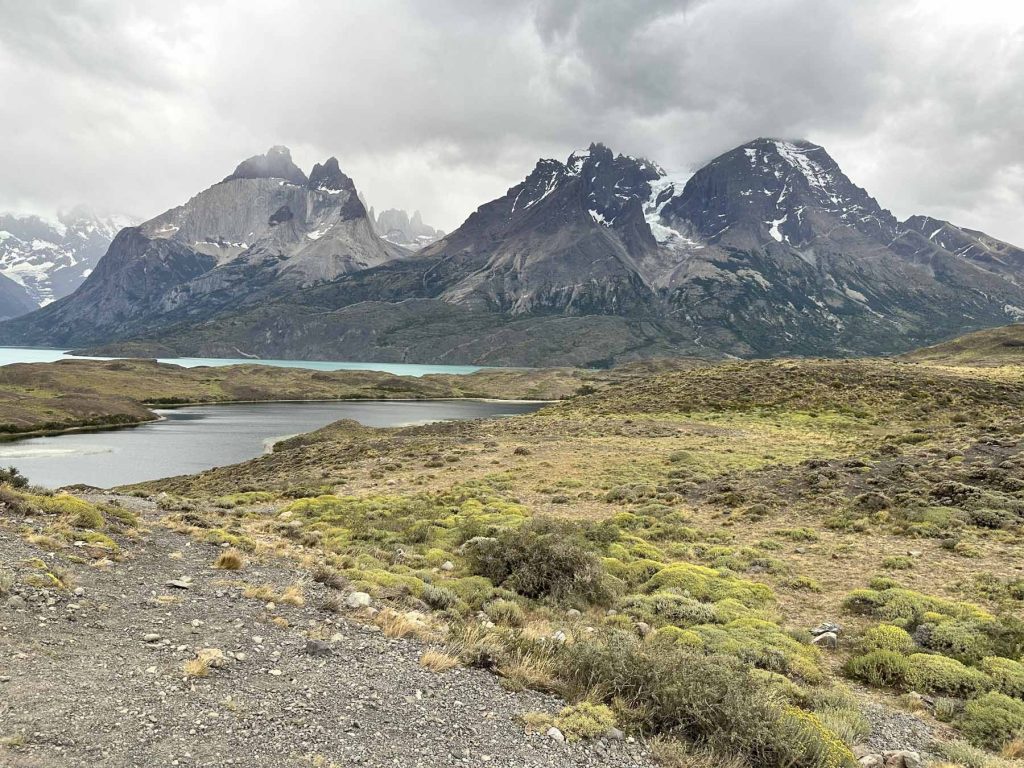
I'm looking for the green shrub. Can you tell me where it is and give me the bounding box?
[553,702,615,740]
[643,562,774,608]
[959,692,1024,750]
[922,620,993,664]
[858,624,915,654]
[905,653,991,696]
[619,592,717,628]
[421,583,459,610]
[0,465,29,488]
[484,598,525,627]
[843,650,909,688]
[881,556,914,570]
[980,656,1024,698]
[558,633,854,768]
[463,518,611,605]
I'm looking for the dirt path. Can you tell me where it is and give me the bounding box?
[0,495,652,768]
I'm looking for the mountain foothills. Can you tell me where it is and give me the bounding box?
[0,207,134,316]
[3,140,1024,365]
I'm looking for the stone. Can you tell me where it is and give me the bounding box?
[440,561,455,572]
[143,633,162,643]
[606,727,624,741]
[811,631,838,649]
[859,755,884,768]
[165,577,193,590]
[811,622,841,636]
[550,630,567,644]
[346,592,372,609]
[73,587,85,597]
[635,622,652,637]
[546,726,565,743]
[304,640,331,657]
[566,608,582,618]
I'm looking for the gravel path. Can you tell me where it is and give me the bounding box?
[0,495,653,768]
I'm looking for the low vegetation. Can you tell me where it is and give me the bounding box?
[7,353,1024,766]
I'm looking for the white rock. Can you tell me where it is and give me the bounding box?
[346,592,372,609]
[546,726,565,743]
[440,561,455,572]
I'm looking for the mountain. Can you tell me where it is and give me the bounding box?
[0,272,36,319]
[0,207,136,308]
[371,208,444,250]
[4,139,1024,366]
[0,147,406,347]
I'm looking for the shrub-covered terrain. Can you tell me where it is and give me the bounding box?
[6,355,1024,766]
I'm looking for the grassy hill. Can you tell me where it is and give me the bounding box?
[902,323,1024,366]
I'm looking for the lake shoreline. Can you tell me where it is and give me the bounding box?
[0,395,557,443]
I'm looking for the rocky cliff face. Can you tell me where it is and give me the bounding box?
[4,140,1024,365]
[0,207,136,308]
[0,148,406,346]
[373,208,443,250]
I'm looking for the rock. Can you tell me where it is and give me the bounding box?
[6,595,26,610]
[566,608,582,618]
[883,750,921,768]
[546,726,565,743]
[268,669,282,676]
[304,640,332,657]
[606,727,624,741]
[165,577,193,589]
[73,587,85,597]
[346,592,372,609]
[811,622,841,636]
[635,622,652,637]
[859,755,884,768]
[550,630,567,644]
[440,561,455,572]
[811,631,839,649]
[143,633,162,643]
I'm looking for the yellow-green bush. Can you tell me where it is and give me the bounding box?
[553,702,615,740]
[980,656,1024,698]
[843,650,910,688]
[642,563,774,608]
[959,691,1024,750]
[857,624,915,654]
[691,618,823,683]
[905,653,991,697]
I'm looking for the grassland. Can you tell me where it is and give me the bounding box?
[0,357,701,436]
[4,352,1024,767]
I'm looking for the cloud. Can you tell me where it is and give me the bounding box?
[0,0,1021,243]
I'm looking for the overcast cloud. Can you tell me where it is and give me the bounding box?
[0,0,1022,242]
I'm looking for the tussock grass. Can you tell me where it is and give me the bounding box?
[213,549,245,570]
[420,649,459,672]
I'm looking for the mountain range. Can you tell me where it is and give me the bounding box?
[2,140,1023,366]
[369,207,444,250]
[0,207,135,317]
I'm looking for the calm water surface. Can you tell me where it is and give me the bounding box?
[0,400,542,488]
[0,346,481,377]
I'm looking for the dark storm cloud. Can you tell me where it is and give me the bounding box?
[0,0,1021,243]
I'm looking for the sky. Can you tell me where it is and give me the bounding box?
[1,0,1022,243]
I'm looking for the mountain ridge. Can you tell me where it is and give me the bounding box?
[3,139,1024,366]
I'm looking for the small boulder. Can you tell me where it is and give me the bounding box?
[197,648,229,669]
[811,631,839,649]
[859,755,884,768]
[440,561,455,572]
[546,726,565,743]
[304,640,332,657]
[346,591,372,609]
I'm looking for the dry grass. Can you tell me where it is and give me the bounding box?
[496,649,557,692]
[419,649,459,672]
[242,583,279,601]
[271,616,290,629]
[649,736,751,768]
[182,657,210,678]
[374,608,433,640]
[1001,740,1024,760]
[280,583,305,606]
[213,549,245,570]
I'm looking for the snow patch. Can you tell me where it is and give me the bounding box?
[768,214,788,242]
[588,209,610,226]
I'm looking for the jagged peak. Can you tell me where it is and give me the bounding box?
[307,157,355,194]
[223,145,308,185]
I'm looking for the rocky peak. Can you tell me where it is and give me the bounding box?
[223,146,308,186]
[307,157,353,194]
[660,137,898,247]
